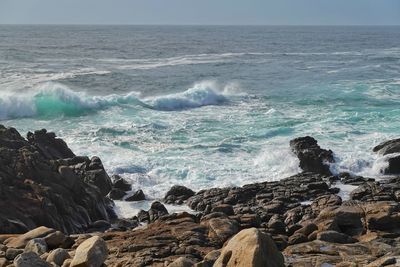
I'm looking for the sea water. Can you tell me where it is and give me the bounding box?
[1,26,400,213]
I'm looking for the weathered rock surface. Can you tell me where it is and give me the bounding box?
[14,251,52,267]
[214,228,285,267]
[373,138,400,174]
[165,185,195,204]
[0,126,115,234]
[70,236,107,267]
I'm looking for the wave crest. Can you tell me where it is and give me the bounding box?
[0,81,237,120]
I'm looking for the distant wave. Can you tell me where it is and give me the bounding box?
[0,81,238,120]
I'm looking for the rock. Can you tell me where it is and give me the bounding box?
[0,126,115,234]
[165,185,195,204]
[14,252,52,267]
[125,189,145,201]
[111,176,131,192]
[62,259,72,267]
[206,218,239,244]
[0,258,7,267]
[24,238,47,255]
[211,204,234,216]
[46,248,71,266]
[70,236,107,267]
[364,201,400,232]
[6,227,55,249]
[317,230,357,244]
[5,248,24,260]
[89,220,111,232]
[108,188,126,200]
[214,228,284,267]
[44,231,66,249]
[384,155,400,174]
[290,136,334,175]
[27,129,75,160]
[373,138,400,155]
[288,233,308,245]
[167,257,196,267]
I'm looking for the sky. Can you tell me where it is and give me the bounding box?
[0,0,399,25]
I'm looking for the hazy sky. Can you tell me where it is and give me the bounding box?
[0,0,399,25]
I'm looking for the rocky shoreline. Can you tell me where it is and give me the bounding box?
[1,125,400,266]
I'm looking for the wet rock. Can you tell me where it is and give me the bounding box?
[14,252,52,267]
[111,175,131,192]
[288,233,308,245]
[109,188,126,200]
[125,189,145,201]
[70,236,107,267]
[214,228,284,267]
[165,185,195,204]
[373,138,400,155]
[290,136,334,175]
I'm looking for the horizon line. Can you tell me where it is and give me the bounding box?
[1,23,400,27]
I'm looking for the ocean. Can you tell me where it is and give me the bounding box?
[1,25,400,214]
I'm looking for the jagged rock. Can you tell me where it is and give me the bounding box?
[70,236,107,267]
[125,189,145,202]
[214,228,284,267]
[14,252,52,267]
[0,126,115,234]
[290,136,334,175]
[165,185,195,204]
[46,248,71,266]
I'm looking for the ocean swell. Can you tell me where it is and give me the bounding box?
[0,81,235,120]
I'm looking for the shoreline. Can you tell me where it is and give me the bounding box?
[1,125,400,266]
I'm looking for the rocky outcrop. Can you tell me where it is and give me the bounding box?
[165,185,195,204]
[290,136,334,175]
[0,125,115,234]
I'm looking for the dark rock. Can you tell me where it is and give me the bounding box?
[373,138,400,155]
[109,188,126,200]
[165,185,195,204]
[125,189,145,202]
[288,233,308,245]
[211,204,234,216]
[290,136,334,175]
[14,252,52,267]
[5,248,24,260]
[317,230,357,244]
[0,125,114,234]
[112,175,131,192]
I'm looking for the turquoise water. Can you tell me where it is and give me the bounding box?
[1,25,400,198]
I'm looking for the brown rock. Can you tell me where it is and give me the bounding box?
[214,228,284,267]
[70,236,107,267]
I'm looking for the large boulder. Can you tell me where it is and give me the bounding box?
[0,125,115,234]
[290,136,334,175]
[70,236,107,267]
[213,228,284,267]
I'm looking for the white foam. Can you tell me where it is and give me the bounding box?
[113,200,195,219]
